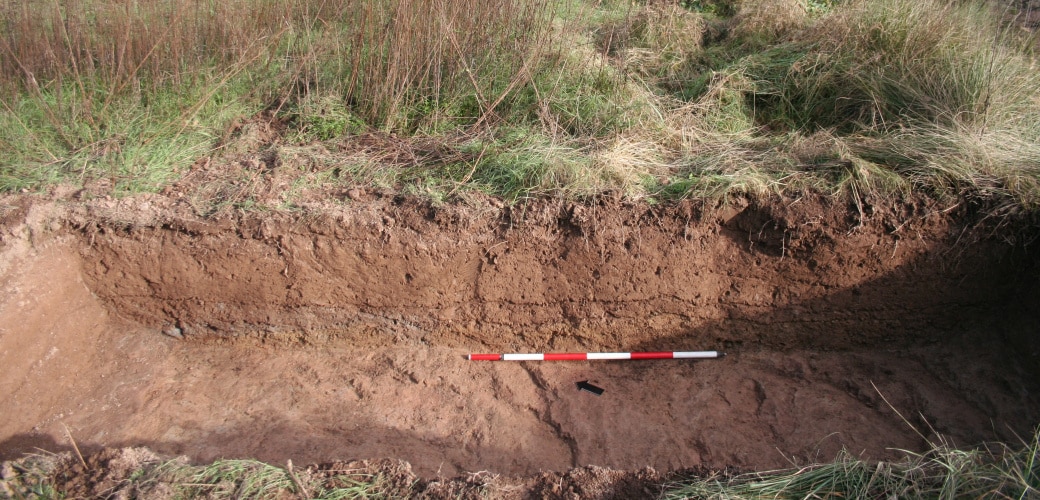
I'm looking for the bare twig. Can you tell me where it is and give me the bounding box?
[446,142,490,198]
[286,459,310,499]
[61,423,87,469]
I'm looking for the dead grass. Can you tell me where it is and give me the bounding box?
[0,0,553,194]
[1,0,1038,211]
[662,427,1040,499]
[2,430,1036,499]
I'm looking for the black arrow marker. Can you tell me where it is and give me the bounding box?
[576,380,604,396]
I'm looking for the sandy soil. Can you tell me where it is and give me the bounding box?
[0,193,1038,486]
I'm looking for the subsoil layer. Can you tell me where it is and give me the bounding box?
[1,192,1039,495]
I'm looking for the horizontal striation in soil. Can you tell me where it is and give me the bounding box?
[73,193,1037,354]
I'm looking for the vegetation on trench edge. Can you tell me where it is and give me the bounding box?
[1,0,1039,210]
[1,426,1037,498]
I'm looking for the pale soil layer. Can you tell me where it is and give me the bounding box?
[0,191,1038,496]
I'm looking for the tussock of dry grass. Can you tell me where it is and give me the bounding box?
[1,0,1039,210]
[731,0,810,41]
[662,427,1040,499]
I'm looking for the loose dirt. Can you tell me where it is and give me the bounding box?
[1,192,1038,490]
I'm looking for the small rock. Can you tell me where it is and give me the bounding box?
[0,461,15,480]
[163,327,183,340]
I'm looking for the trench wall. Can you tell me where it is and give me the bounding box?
[74,196,1038,353]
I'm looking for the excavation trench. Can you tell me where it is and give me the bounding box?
[1,194,1038,478]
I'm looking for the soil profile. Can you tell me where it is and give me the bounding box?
[1,191,1038,486]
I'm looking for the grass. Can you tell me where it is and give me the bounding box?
[0,0,1038,209]
[1,429,1036,498]
[0,453,434,498]
[0,453,63,499]
[76,456,404,499]
[661,427,1040,499]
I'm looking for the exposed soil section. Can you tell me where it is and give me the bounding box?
[1,192,1039,487]
[73,193,1034,352]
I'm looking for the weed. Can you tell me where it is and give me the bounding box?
[290,93,368,142]
[0,453,64,499]
[466,127,597,200]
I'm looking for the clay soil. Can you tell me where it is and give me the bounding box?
[1,190,1039,497]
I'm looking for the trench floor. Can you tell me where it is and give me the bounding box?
[2,245,1037,476]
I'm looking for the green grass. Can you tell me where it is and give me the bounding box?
[0,453,63,499]
[662,428,1040,499]
[0,0,1038,209]
[0,52,272,194]
[2,429,1036,498]
[116,457,402,499]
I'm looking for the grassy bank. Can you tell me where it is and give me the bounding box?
[662,430,1040,499]
[2,428,1037,498]
[1,0,1039,208]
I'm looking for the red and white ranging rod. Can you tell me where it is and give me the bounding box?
[467,351,724,361]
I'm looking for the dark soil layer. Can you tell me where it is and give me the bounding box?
[1,192,1039,495]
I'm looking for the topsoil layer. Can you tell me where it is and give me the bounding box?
[1,191,1038,487]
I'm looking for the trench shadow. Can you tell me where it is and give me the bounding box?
[709,203,1040,359]
[619,231,1040,450]
[0,433,70,461]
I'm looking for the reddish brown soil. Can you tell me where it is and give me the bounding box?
[1,192,1038,491]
